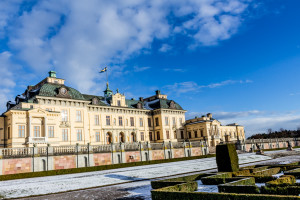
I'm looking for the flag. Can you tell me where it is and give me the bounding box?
[100,67,107,73]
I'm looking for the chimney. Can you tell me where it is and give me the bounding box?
[155,90,161,95]
[139,97,144,102]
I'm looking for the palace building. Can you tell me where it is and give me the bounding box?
[0,71,186,148]
[185,113,245,147]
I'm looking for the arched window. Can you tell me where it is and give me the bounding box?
[106,133,112,144]
[119,132,125,143]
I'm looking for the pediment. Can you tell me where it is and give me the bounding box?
[28,108,48,114]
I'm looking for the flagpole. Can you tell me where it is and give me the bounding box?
[106,66,108,83]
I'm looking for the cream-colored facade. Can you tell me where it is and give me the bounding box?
[0,71,186,148]
[184,113,245,147]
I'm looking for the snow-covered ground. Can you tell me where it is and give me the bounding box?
[0,153,270,199]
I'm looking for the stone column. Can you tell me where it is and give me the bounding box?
[28,116,31,137]
[44,117,47,138]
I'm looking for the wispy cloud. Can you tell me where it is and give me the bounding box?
[187,110,300,137]
[133,66,151,72]
[159,44,172,52]
[164,79,252,95]
[163,68,186,72]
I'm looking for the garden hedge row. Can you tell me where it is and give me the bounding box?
[261,186,300,196]
[252,167,281,176]
[151,173,216,189]
[266,175,296,187]
[0,154,215,181]
[285,168,300,178]
[151,190,300,200]
[218,177,259,194]
[201,172,232,185]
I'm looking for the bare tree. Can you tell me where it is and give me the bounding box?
[267,128,272,134]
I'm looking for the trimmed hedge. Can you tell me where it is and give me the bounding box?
[160,182,198,192]
[151,190,300,200]
[285,168,300,178]
[218,185,260,194]
[0,154,215,181]
[232,169,251,177]
[201,172,232,185]
[216,144,239,172]
[266,175,296,187]
[252,167,281,176]
[218,177,259,194]
[253,176,277,183]
[151,173,209,189]
[261,186,300,196]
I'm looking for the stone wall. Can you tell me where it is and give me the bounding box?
[0,138,299,176]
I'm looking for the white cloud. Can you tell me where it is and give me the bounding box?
[3,0,254,94]
[0,0,21,38]
[163,68,186,72]
[0,51,21,112]
[187,110,300,138]
[164,79,252,95]
[159,44,172,52]
[133,66,151,72]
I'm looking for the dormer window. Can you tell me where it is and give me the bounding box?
[92,97,99,105]
[137,102,143,109]
[169,101,175,109]
[117,100,121,107]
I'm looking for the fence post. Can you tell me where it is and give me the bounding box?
[139,142,142,161]
[183,141,186,157]
[111,143,115,164]
[87,143,90,167]
[163,141,166,159]
[32,144,36,172]
[76,143,79,168]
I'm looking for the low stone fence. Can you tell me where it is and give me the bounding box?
[0,141,209,175]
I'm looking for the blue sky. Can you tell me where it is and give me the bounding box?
[0,0,300,137]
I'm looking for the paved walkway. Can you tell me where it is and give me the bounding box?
[0,153,271,199]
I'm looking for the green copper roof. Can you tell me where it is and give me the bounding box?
[38,83,85,100]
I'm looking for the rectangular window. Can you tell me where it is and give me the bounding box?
[166,131,170,139]
[149,132,153,141]
[172,117,176,125]
[148,118,152,127]
[119,116,123,126]
[48,126,54,138]
[62,129,68,141]
[155,117,159,126]
[106,116,111,125]
[117,100,121,106]
[130,117,134,126]
[34,126,40,137]
[61,110,68,122]
[140,132,145,141]
[8,127,11,139]
[46,108,52,111]
[77,129,82,141]
[94,115,99,125]
[179,118,183,124]
[95,132,100,142]
[76,110,82,122]
[181,131,184,139]
[165,117,169,126]
[18,125,25,138]
[139,118,143,127]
